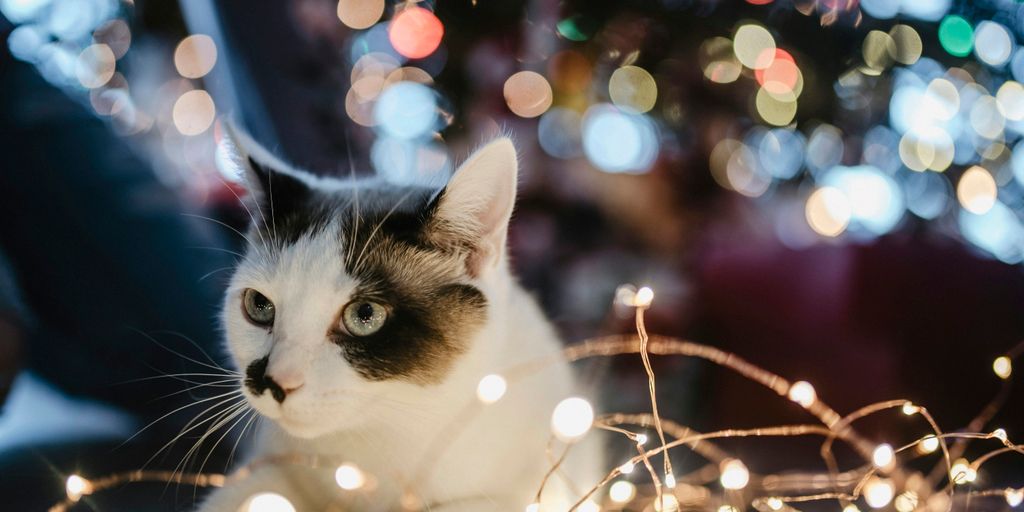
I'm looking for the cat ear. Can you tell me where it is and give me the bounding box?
[432,137,518,277]
[221,123,313,224]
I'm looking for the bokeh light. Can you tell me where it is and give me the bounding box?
[75,44,115,89]
[957,165,997,214]
[582,104,659,174]
[172,89,216,136]
[388,6,443,60]
[973,21,1013,67]
[476,374,508,404]
[755,87,797,126]
[538,107,583,159]
[336,0,385,30]
[733,23,775,70]
[373,81,439,139]
[959,200,1024,264]
[608,480,636,503]
[755,49,802,97]
[174,34,217,79]
[938,15,973,57]
[550,397,594,443]
[806,187,851,237]
[503,71,553,118]
[699,37,742,84]
[334,463,366,490]
[609,65,657,114]
[887,24,922,65]
[864,477,895,508]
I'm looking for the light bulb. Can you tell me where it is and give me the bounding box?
[788,381,816,407]
[1006,488,1023,507]
[901,402,919,415]
[872,443,895,468]
[993,356,1012,380]
[864,477,895,508]
[619,460,636,474]
[634,286,655,307]
[550,397,594,442]
[720,458,750,490]
[247,493,296,512]
[609,480,637,503]
[476,374,507,404]
[335,463,365,490]
[65,475,91,502]
[919,435,939,454]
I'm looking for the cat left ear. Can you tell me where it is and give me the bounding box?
[432,137,518,277]
[221,123,313,223]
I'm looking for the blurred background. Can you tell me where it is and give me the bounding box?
[0,0,1022,510]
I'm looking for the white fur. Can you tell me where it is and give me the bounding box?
[198,139,603,511]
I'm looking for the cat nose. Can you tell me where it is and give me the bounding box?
[245,356,304,403]
[270,372,305,395]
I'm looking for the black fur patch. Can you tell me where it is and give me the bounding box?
[245,355,286,402]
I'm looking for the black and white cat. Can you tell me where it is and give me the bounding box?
[198,132,602,511]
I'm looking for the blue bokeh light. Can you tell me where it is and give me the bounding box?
[820,165,904,236]
[959,201,1024,264]
[581,103,659,174]
[373,82,439,140]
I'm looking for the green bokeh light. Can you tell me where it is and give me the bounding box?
[938,15,973,57]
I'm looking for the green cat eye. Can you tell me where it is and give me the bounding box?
[342,300,388,337]
[242,288,275,327]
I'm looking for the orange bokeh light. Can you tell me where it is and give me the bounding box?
[388,6,444,59]
[755,48,800,95]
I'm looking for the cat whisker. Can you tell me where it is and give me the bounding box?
[171,401,249,492]
[187,245,246,259]
[181,212,261,254]
[225,409,260,470]
[193,405,255,499]
[145,395,247,473]
[149,378,240,403]
[198,266,234,283]
[130,328,240,376]
[121,389,244,450]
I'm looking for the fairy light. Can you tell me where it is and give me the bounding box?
[335,463,366,490]
[992,428,1008,442]
[476,374,508,404]
[609,480,637,503]
[653,493,680,511]
[664,472,676,489]
[864,477,895,508]
[872,443,895,469]
[634,286,654,307]
[1007,488,1024,507]
[719,458,750,489]
[787,380,816,407]
[843,504,862,512]
[551,397,594,442]
[65,475,91,502]
[894,491,918,512]
[766,497,784,510]
[950,458,976,484]
[618,460,636,474]
[901,401,918,415]
[246,493,296,512]
[993,356,1013,379]
[578,499,601,512]
[919,435,940,454]
[635,433,648,445]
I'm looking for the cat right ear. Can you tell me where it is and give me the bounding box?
[221,122,313,223]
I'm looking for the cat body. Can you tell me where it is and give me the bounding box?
[198,135,601,511]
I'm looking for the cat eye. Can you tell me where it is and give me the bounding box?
[341,300,388,337]
[242,288,276,327]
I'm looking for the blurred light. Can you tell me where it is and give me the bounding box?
[548,50,592,94]
[806,187,851,237]
[970,96,1005,139]
[993,356,1012,379]
[503,71,552,118]
[551,397,594,443]
[525,504,540,512]
[7,24,46,62]
[957,166,997,214]
[925,79,960,121]
[1007,488,1023,507]
[859,0,897,19]
[899,0,950,22]
[887,25,922,65]
[74,43,115,89]
[582,104,659,174]
[919,435,939,454]
[996,82,1024,121]
[1013,49,1024,83]
[388,6,443,59]
[65,475,90,501]
[476,374,507,404]
[334,464,365,490]
[172,89,215,136]
[93,19,131,59]
[894,491,919,512]
[974,21,1013,67]
[556,15,592,42]
[805,124,843,174]
[719,459,750,490]
[371,137,449,186]
[864,477,895,508]
[822,165,904,235]
[959,201,1024,264]
[756,49,802,97]
[345,86,376,126]
[902,402,919,415]
[609,65,658,114]
[726,143,771,197]
[699,37,742,83]
[634,286,654,307]
[350,22,402,62]
[538,107,583,159]
[636,434,648,445]
[653,494,680,512]
[899,127,954,172]
[664,473,676,488]
[46,0,107,40]
[755,87,797,126]
[949,458,976,484]
[863,30,894,73]
[758,128,805,179]
[788,381,817,407]
[733,23,775,70]
[384,66,432,87]
[992,428,1008,442]
[872,443,895,468]
[0,0,50,23]
[609,480,637,503]
[336,0,384,30]
[247,493,296,512]
[619,460,636,474]
[766,497,784,510]
[578,500,600,512]
[938,15,973,57]
[174,34,217,79]
[863,125,902,173]
[374,81,438,139]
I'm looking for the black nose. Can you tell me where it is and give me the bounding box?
[244,356,287,403]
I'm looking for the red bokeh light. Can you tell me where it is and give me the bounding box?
[746,0,774,4]
[755,49,800,95]
[388,6,444,59]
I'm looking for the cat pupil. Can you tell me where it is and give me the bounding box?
[356,303,374,322]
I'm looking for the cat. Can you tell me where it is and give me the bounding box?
[196,131,603,511]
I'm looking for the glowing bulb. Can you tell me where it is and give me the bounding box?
[336,0,385,30]
[872,443,895,469]
[664,473,676,489]
[1006,488,1023,507]
[609,480,637,503]
[767,497,784,510]
[476,374,507,404]
[619,460,636,474]
[720,458,750,490]
[653,494,680,512]
[788,381,816,407]
[636,433,649,445]
[993,356,1013,380]
[579,499,601,512]
[247,493,296,512]
[718,506,738,512]
[864,477,895,508]
[894,491,918,512]
[634,286,654,307]
[901,402,918,415]
[335,463,365,490]
[525,504,540,512]
[843,504,862,512]
[950,458,976,484]
[919,435,939,454]
[65,475,91,501]
[551,397,594,442]
[992,428,1008,442]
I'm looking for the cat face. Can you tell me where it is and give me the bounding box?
[221,132,518,438]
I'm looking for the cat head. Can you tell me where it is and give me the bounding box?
[220,130,518,438]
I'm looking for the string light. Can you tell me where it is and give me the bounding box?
[864,477,895,508]
[618,460,636,474]
[609,480,637,503]
[893,491,918,512]
[578,499,601,512]
[993,356,1013,379]
[1007,488,1024,507]
[653,493,680,511]
[919,435,940,454]
[719,458,750,490]
[992,428,1008,442]
[335,463,366,490]
[871,443,895,469]
[843,504,862,512]
[950,458,977,484]
[787,380,817,407]
[476,374,508,404]
[246,493,296,512]
[64,475,91,502]
[901,401,918,415]
[551,397,594,442]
